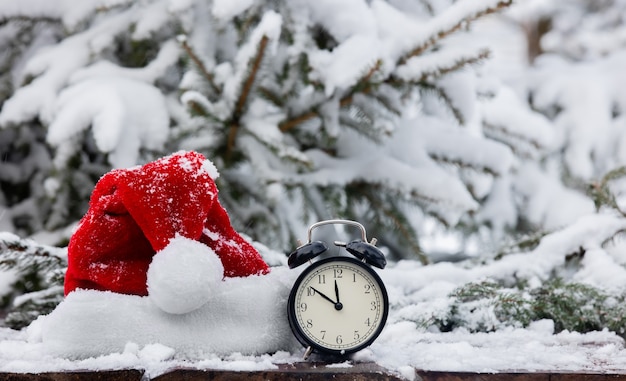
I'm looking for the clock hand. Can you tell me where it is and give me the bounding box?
[334,280,343,311]
[309,287,336,305]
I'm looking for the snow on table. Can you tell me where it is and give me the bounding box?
[1,310,625,380]
[2,214,626,379]
[1,264,626,380]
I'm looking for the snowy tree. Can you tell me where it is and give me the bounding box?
[3,0,626,339]
[0,0,538,326]
[0,0,528,262]
[408,0,626,336]
[173,0,527,261]
[500,0,626,184]
[464,0,626,244]
[0,1,175,239]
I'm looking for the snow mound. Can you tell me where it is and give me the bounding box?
[34,266,299,359]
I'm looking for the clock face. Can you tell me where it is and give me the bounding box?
[287,256,389,355]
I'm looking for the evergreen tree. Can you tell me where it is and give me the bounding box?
[5,0,626,336]
[394,0,626,337]
[0,232,65,329]
[506,0,626,183]
[0,0,524,262]
[174,0,525,261]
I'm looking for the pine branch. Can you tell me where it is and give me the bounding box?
[0,16,59,26]
[4,286,64,330]
[279,61,382,133]
[398,0,513,65]
[226,35,269,160]
[440,277,626,337]
[0,234,66,328]
[339,112,380,143]
[370,89,403,117]
[257,86,285,107]
[234,11,262,43]
[427,152,500,177]
[0,233,66,276]
[494,231,550,260]
[187,99,222,123]
[424,82,469,126]
[589,166,626,216]
[278,110,318,132]
[349,59,383,94]
[280,46,486,133]
[413,48,491,83]
[234,35,269,120]
[245,128,314,168]
[601,229,626,249]
[353,185,429,265]
[482,121,545,158]
[179,37,220,94]
[602,166,626,183]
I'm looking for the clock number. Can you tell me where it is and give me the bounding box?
[354,331,360,340]
[371,301,377,311]
[307,287,315,297]
[365,318,371,327]
[306,319,313,328]
[318,274,326,284]
[364,284,371,294]
[334,269,343,278]
[299,302,307,312]
[336,335,343,344]
[320,330,326,339]
[352,273,357,282]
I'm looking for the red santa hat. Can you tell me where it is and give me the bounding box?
[64,151,269,296]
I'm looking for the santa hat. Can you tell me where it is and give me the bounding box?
[64,151,269,296]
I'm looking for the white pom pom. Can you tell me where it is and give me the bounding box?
[147,236,224,314]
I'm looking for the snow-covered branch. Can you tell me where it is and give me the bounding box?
[398,0,513,65]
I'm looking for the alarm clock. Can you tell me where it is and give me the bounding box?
[287,219,389,359]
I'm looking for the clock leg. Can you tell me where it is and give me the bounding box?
[303,346,313,360]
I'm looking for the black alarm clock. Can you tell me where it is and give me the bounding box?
[287,219,389,359]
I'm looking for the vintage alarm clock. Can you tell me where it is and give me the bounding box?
[287,219,389,359]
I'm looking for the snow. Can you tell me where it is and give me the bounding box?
[4,0,626,378]
[308,34,380,96]
[370,322,626,374]
[131,1,171,40]
[0,7,134,128]
[30,255,296,359]
[3,215,626,378]
[46,77,169,168]
[0,1,178,170]
[69,39,181,85]
[0,0,132,31]
[512,163,595,231]
[481,86,556,158]
[212,0,255,20]
[306,0,377,43]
